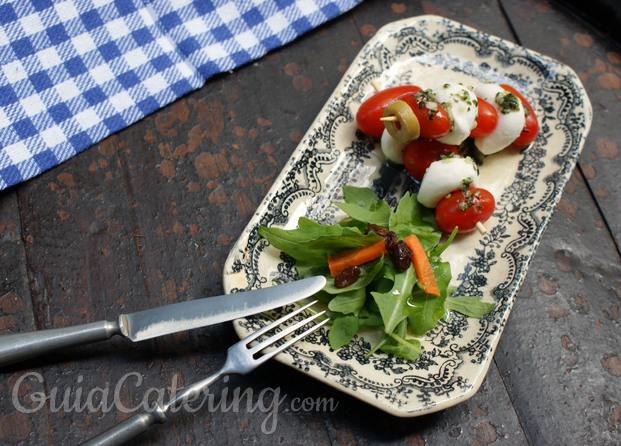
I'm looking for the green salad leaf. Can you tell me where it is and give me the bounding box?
[328,287,367,315]
[335,185,392,226]
[328,313,359,350]
[258,222,381,265]
[445,295,496,318]
[259,186,495,361]
[371,264,416,334]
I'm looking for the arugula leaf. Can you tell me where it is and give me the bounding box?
[388,192,441,250]
[311,290,333,304]
[407,260,451,336]
[294,262,327,280]
[407,291,446,337]
[357,308,383,327]
[335,186,391,226]
[328,287,366,315]
[432,226,458,256]
[328,313,359,350]
[371,320,422,361]
[297,216,321,228]
[258,223,380,264]
[445,295,496,318]
[371,264,416,334]
[381,332,422,361]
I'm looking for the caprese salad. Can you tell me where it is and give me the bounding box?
[356,82,539,234]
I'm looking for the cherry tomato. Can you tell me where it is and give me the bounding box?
[356,85,421,138]
[396,91,452,139]
[435,187,495,234]
[402,139,459,181]
[500,84,539,149]
[469,98,498,138]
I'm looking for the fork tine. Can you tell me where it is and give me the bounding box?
[252,316,329,367]
[241,299,319,345]
[247,309,327,357]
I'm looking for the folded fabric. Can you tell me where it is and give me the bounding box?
[0,0,363,190]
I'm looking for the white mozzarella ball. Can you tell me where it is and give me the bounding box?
[473,84,525,155]
[380,129,405,164]
[433,83,478,146]
[417,156,479,208]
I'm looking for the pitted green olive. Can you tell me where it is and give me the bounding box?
[382,100,420,143]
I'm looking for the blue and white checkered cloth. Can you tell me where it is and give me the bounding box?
[0,0,362,189]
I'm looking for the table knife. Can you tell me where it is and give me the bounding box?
[0,276,326,367]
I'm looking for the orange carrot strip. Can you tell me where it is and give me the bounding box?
[404,234,441,296]
[327,240,386,277]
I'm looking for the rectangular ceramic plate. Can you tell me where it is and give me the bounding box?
[222,15,592,417]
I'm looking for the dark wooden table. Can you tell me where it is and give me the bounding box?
[1,1,619,444]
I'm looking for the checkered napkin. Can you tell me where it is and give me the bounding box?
[0,0,362,190]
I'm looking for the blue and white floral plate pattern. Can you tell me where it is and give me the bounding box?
[222,15,592,416]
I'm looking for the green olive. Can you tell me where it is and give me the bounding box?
[382,100,420,143]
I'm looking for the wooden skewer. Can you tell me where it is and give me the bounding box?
[475,221,487,235]
[370,79,382,92]
[379,116,398,122]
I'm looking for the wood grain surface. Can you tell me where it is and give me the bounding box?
[0,1,619,445]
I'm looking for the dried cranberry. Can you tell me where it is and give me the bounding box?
[389,240,412,272]
[365,223,390,237]
[383,231,399,251]
[334,265,361,288]
[364,224,412,271]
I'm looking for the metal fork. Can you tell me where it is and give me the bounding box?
[84,300,327,446]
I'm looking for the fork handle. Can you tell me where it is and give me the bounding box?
[82,407,167,446]
[84,367,229,445]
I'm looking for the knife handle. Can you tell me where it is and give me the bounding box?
[0,320,121,367]
[82,407,167,446]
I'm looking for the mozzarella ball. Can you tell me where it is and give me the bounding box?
[417,156,479,208]
[433,83,478,146]
[380,129,405,164]
[473,83,525,155]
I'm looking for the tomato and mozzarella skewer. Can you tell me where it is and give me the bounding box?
[355,85,420,139]
[500,84,539,149]
[354,81,537,235]
[417,156,479,208]
[357,81,537,153]
[403,138,459,180]
[416,156,494,234]
[435,187,495,234]
[380,129,406,164]
[432,83,479,146]
[384,90,451,141]
[472,84,526,155]
[469,98,498,139]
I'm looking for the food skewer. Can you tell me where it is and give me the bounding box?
[364,81,497,236]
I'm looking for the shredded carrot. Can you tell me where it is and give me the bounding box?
[404,234,440,296]
[327,240,386,277]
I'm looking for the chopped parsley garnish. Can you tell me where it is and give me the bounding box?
[495,91,521,114]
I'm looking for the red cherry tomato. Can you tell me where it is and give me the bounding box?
[500,84,539,149]
[356,85,421,138]
[469,98,498,138]
[435,187,495,234]
[396,91,451,139]
[402,139,459,181]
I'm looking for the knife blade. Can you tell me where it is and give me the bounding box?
[0,276,326,367]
